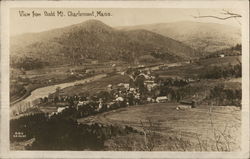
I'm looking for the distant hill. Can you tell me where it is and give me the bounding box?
[118,21,241,53]
[10,20,196,70]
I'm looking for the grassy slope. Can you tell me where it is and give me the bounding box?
[78,103,241,151]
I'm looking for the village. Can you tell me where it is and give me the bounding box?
[11,65,197,119]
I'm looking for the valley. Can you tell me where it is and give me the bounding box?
[9,19,242,151]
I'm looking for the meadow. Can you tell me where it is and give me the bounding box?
[78,103,241,151]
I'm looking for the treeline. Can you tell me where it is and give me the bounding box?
[158,78,189,87]
[208,84,241,106]
[11,56,48,70]
[158,83,241,106]
[10,113,139,150]
[10,83,26,101]
[199,64,241,79]
[157,85,202,102]
[150,52,180,62]
[204,44,241,59]
[232,44,242,51]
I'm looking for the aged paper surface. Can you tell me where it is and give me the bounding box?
[1,0,249,158]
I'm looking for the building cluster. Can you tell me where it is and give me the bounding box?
[43,69,174,116]
[12,67,195,118]
[57,68,195,115]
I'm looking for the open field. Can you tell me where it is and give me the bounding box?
[155,56,241,78]
[61,74,131,96]
[78,103,241,151]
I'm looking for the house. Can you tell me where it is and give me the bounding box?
[144,81,157,91]
[138,64,145,68]
[147,97,154,102]
[129,88,135,92]
[186,78,196,83]
[144,80,155,85]
[107,84,113,90]
[124,83,130,89]
[118,83,130,89]
[57,107,67,113]
[176,105,192,110]
[134,93,140,99]
[115,97,124,102]
[96,102,103,111]
[118,83,124,87]
[156,96,168,103]
[77,101,89,107]
[219,54,225,58]
[176,100,196,110]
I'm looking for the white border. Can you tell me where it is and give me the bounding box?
[1,1,249,158]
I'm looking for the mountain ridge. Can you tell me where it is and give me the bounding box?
[10,20,196,70]
[117,21,241,52]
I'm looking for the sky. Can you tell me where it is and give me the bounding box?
[10,8,242,36]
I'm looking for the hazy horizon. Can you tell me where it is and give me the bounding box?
[12,20,241,37]
[10,8,241,36]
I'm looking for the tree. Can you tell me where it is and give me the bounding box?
[192,9,242,53]
[193,9,241,24]
[134,75,147,94]
[97,91,111,102]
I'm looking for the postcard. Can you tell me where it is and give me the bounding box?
[1,0,249,158]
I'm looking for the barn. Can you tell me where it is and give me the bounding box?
[176,100,196,110]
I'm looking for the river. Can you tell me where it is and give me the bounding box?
[11,74,107,117]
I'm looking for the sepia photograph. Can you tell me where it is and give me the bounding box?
[1,1,249,158]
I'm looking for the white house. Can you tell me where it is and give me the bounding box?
[220,54,225,58]
[176,105,192,110]
[115,97,124,102]
[156,96,168,103]
[107,84,113,90]
[124,83,130,89]
[147,97,154,102]
[176,100,196,110]
[57,107,67,113]
[97,102,103,111]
